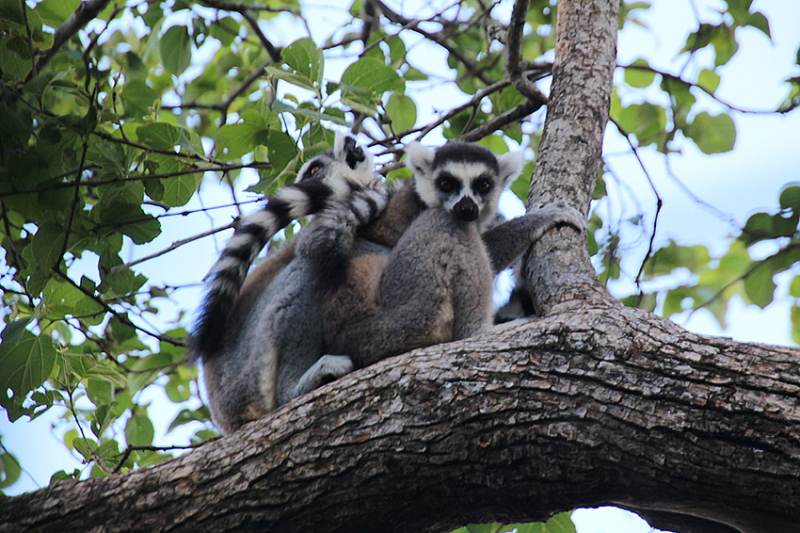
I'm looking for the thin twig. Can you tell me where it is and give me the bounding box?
[622,62,778,115]
[608,117,664,299]
[112,439,220,474]
[51,268,185,347]
[459,98,544,142]
[506,0,547,104]
[0,162,269,199]
[109,221,237,274]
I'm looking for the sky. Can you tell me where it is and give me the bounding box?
[3,1,800,532]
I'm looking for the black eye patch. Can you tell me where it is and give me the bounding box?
[436,172,462,193]
[472,174,494,195]
[300,160,326,181]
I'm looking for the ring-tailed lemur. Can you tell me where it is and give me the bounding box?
[310,142,584,367]
[190,133,380,360]
[202,141,586,433]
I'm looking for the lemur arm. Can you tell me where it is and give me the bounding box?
[482,200,586,275]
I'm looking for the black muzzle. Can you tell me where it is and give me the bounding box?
[453,196,479,222]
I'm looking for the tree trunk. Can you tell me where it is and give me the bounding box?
[2,303,799,533]
[3,1,798,533]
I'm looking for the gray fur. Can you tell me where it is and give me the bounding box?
[202,184,389,432]
[201,140,587,434]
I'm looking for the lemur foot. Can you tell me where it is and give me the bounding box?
[293,355,355,398]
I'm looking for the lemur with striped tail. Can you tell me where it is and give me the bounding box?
[196,139,585,433]
[190,133,380,361]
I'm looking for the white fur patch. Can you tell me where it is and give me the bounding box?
[224,232,258,252]
[206,256,242,277]
[244,210,279,231]
[277,187,312,216]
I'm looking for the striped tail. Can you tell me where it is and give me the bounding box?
[295,185,391,291]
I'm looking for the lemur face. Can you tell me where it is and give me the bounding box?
[431,162,497,222]
[297,133,375,190]
[406,141,523,228]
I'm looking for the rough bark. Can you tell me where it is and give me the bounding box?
[2,303,799,533]
[524,0,618,314]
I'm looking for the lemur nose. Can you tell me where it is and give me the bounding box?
[453,197,479,222]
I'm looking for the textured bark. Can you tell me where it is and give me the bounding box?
[2,303,799,533]
[524,0,619,314]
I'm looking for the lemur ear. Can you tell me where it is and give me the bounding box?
[497,152,524,186]
[405,142,435,176]
[333,131,352,157]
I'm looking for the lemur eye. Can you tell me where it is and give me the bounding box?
[475,177,493,194]
[436,173,460,193]
[302,161,324,180]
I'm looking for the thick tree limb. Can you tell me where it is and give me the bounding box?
[523,0,619,315]
[2,303,798,533]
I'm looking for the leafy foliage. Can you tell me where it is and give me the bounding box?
[0,5,798,531]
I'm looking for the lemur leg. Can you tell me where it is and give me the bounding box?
[485,199,587,322]
[292,355,354,399]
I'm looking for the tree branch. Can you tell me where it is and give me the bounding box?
[505,0,548,104]
[3,305,798,533]
[523,0,619,314]
[28,0,113,82]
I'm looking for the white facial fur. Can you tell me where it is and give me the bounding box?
[406,142,523,229]
[332,132,375,186]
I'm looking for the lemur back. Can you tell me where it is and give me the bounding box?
[190,133,378,360]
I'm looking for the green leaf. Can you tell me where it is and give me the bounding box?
[624,59,655,88]
[31,222,66,271]
[0,330,57,410]
[50,469,81,483]
[0,449,22,489]
[1,317,34,343]
[282,37,324,87]
[265,65,319,91]
[791,305,800,345]
[125,408,155,446]
[697,69,720,94]
[210,17,239,47]
[42,278,105,322]
[146,154,200,207]
[779,186,800,213]
[384,94,416,132]
[120,80,160,119]
[160,26,192,76]
[341,57,404,96]
[165,375,191,402]
[744,259,776,308]
[746,11,771,39]
[137,123,182,151]
[0,0,25,25]
[684,112,736,154]
[740,211,798,246]
[617,102,666,147]
[216,122,270,160]
[35,0,81,27]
